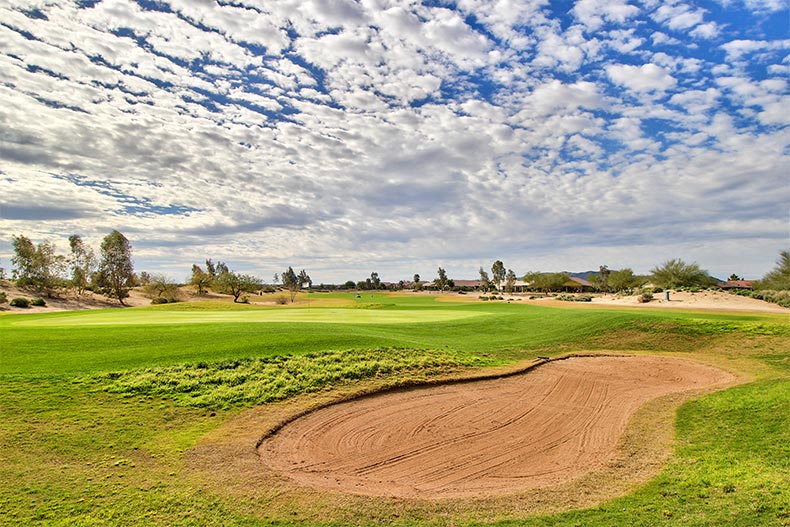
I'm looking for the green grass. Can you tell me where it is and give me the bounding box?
[1,293,788,526]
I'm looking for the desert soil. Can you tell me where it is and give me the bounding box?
[259,355,734,499]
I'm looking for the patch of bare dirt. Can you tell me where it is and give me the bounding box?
[259,355,734,499]
[0,280,149,313]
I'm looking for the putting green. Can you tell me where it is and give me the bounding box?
[10,308,488,327]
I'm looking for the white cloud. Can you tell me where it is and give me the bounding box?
[572,0,640,30]
[606,63,677,93]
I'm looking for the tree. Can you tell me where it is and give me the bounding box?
[524,272,569,293]
[11,235,66,296]
[758,250,790,290]
[650,259,714,289]
[68,235,96,296]
[189,264,211,295]
[491,260,505,292]
[205,259,228,280]
[598,265,611,292]
[298,269,312,289]
[478,267,491,292]
[370,271,381,290]
[281,266,300,302]
[434,267,449,291]
[96,230,134,305]
[607,268,645,292]
[213,271,262,302]
[143,273,181,302]
[413,273,422,291]
[728,274,743,282]
[504,269,516,293]
[343,280,356,289]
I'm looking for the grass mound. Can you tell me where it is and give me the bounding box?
[88,348,490,410]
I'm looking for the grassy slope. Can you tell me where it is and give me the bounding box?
[0,293,788,526]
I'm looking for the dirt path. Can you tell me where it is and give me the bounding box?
[259,356,734,499]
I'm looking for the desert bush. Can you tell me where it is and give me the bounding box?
[150,297,169,305]
[239,296,250,304]
[10,297,30,308]
[479,296,489,301]
[0,291,7,304]
[639,292,654,303]
[557,294,593,302]
[31,297,46,307]
[275,294,288,305]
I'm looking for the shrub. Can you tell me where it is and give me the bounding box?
[151,297,169,304]
[239,296,250,304]
[639,292,654,303]
[275,294,288,305]
[0,291,7,304]
[10,297,30,308]
[31,297,47,307]
[479,296,489,301]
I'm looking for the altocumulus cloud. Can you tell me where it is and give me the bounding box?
[0,0,788,282]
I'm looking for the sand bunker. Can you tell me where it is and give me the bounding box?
[259,356,733,498]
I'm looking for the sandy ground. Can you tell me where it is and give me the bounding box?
[445,289,788,313]
[259,355,734,499]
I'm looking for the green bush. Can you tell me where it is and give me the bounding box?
[30,297,46,307]
[239,296,250,304]
[639,292,654,303]
[0,291,7,304]
[10,297,30,308]
[151,297,169,305]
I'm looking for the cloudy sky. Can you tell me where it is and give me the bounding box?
[1,0,788,283]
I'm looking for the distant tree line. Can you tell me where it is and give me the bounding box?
[4,233,788,305]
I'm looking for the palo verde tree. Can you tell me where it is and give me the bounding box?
[11,235,66,296]
[650,258,714,289]
[96,230,134,305]
[143,274,181,302]
[213,270,262,303]
[491,260,505,292]
[68,234,96,296]
[189,264,212,295]
[524,271,570,293]
[607,268,645,292]
[758,250,790,290]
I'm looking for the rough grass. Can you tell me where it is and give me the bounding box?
[88,347,490,410]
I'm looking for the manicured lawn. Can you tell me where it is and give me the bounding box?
[0,293,787,526]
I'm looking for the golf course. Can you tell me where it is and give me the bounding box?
[1,293,788,526]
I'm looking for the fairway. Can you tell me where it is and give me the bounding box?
[7,306,487,327]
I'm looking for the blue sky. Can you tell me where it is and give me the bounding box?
[1,0,788,282]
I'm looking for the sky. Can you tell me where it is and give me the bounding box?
[1,0,789,284]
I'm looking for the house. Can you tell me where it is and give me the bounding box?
[717,280,756,290]
[563,276,594,292]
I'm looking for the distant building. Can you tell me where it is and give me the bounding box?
[717,280,756,290]
[564,276,594,292]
